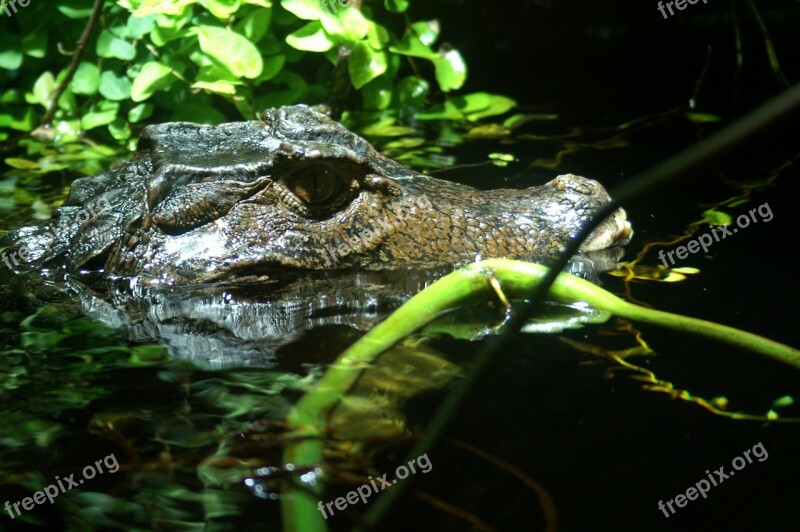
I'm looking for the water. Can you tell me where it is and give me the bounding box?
[2,2,800,531]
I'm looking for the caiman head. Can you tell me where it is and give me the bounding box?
[5,105,631,285]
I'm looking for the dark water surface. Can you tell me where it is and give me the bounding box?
[2,2,800,531]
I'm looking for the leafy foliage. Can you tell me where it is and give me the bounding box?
[0,0,516,225]
[0,0,515,147]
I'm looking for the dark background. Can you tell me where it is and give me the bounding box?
[362,1,800,531]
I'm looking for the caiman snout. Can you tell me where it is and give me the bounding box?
[543,174,633,251]
[582,206,633,251]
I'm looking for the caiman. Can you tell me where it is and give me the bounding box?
[0,105,632,367]
[0,105,631,285]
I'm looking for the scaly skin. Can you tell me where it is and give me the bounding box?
[1,105,631,284]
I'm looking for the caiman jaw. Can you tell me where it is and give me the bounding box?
[581,207,633,251]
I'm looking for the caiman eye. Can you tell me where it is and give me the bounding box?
[289,165,340,205]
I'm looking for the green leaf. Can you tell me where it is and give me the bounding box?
[206,0,242,19]
[109,23,131,39]
[129,344,168,365]
[22,32,47,59]
[467,94,516,120]
[196,26,263,79]
[0,47,23,70]
[81,104,119,130]
[57,2,95,18]
[281,0,325,20]
[285,21,335,52]
[196,63,241,83]
[131,61,173,102]
[258,33,284,55]
[395,76,429,110]
[433,47,466,92]
[361,75,392,110]
[258,70,306,107]
[771,395,795,409]
[192,80,237,95]
[702,209,733,226]
[389,34,438,60]
[384,0,409,13]
[256,54,286,83]
[10,107,36,131]
[57,85,78,114]
[686,112,722,123]
[108,118,132,141]
[466,124,511,138]
[416,92,494,120]
[128,103,154,123]
[410,20,439,46]
[96,30,137,61]
[72,62,100,95]
[235,7,272,42]
[503,113,558,129]
[98,71,132,101]
[133,0,198,16]
[489,152,516,162]
[154,7,194,29]
[30,72,56,108]
[366,22,390,50]
[321,4,368,41]
[5,158,39,170]
[151,25,189,46]
[127,15,157,39]
[0,90,19,104]
[349,41,387,89]
[382,137,425,149]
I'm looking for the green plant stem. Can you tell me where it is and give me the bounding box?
[281,258,800,532]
